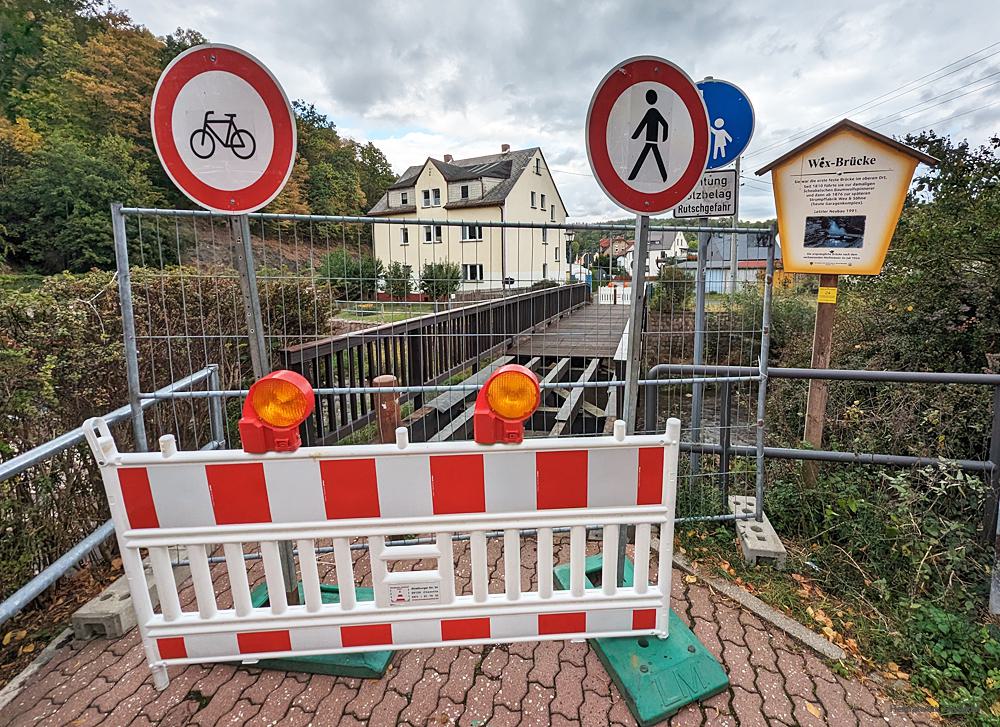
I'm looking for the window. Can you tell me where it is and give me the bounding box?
[423,225,442,243]
[435,225,442,242]
[432,188,441,206]
[535,158,541,175]
[542,228,548,243]
[551,206,556,222]
[540,193,546,210]
[401,191,409,205]
[542,263,548,279]
[462,263,484,281]
[422,190,431,207]
[555,244,559,262]
[462,224,482,241]
[400,227,409,245]
[530,191,536,208]
[460,184,469,199]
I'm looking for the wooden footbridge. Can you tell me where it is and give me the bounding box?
[282,283,631,444]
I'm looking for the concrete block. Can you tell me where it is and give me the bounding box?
[729,496,787,569]
[72,558,190,639]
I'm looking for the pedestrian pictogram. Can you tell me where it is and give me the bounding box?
[189,111,257,160]
[696,78,754,170]
[150,44,296,215]
[628,90,670,181]
[587,56,710,216]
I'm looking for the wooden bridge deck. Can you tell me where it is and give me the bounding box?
[512,302,630,359]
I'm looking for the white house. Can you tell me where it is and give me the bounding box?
[368,146,569,292]
[616,231,689,278]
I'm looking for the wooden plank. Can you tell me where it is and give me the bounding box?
[424,356,513,414]
[603,377,619,434]
[551,358,600,436]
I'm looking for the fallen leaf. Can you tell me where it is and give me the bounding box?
[3,629,26,646]
[895,671,909,680]
[805,702,822,718]
[887,661,900,672]
[684,575,698,584]
[926,696,939,708]
[18,643,35,655]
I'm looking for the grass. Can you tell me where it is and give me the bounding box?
[336,303,434,324]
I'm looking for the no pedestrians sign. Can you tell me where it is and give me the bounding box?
[586,56,710,216]
[150,44,297,215]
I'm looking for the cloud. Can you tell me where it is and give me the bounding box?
[127,0,1000,220]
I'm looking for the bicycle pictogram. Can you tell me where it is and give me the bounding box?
[189,111,256,160]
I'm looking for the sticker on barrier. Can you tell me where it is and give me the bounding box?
[83,366,682,690]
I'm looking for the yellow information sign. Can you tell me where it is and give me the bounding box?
[756,120,936,276]
[817,287,838,304]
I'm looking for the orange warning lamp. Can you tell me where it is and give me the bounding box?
[239,370,315,453]
[473,364,540,444]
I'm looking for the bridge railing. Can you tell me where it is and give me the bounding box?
[280,283,590,444]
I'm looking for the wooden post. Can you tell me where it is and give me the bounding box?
[803,274,839,485]
[374,374,401,443]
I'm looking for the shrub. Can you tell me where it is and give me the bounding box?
[317,249,383,300]
[419,261,461,299]
[649,264,694,312]
[384,261,413,299]
[530,279,559,290]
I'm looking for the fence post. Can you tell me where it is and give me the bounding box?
[753,228,777,522]
[207,364,225,449]
[690,223,709,478]
[720,379,732,510]
[374,375,401,443]
[112,202,147,453]
[990,385,1000,613]
[231,215,268,378]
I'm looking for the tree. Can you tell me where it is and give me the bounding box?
[419,261,461,299]
[317,249,383,301]
[1,132,162,272]
[384,260,413,299]
[355,141,395,210]
[649,263,694,312]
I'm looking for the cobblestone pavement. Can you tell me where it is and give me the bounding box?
[2,536,936,726]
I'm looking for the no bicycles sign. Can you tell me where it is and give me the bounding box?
[150,44,297,215]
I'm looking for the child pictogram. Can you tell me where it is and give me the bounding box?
[710,117,732,161]
[627,89,669,182]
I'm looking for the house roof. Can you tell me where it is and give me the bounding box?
[370,147,552,215]
[755,118,939,176]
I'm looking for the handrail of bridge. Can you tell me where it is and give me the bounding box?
[0,366,220,628]
[282,282,591,444]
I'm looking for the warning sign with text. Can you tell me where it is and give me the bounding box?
[673,169,737,218]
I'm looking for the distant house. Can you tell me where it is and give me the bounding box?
[616,230,689,278]
[368,146,568,292]
[676,231,783,293]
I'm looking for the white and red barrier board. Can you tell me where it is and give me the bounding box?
[84,417,681,690]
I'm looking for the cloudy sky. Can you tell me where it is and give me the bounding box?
[128,0,1000,221]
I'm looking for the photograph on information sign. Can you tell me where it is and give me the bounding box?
[803,214,866,248]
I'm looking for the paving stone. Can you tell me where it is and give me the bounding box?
[40,677,114,726]
[526,639,562,688]
[791,695,828,727]
[101,684,158,727]
[343,670,390,721]
[755,667,795,724]
[488,705,523,726]
[288,673,336,712]
[139,664,212,722]
[309,682,359,726]
[190,669,260,726]
[776,648,815,699]
[668,703,704,727]
[731,686,768,727]
[582,648,612,696]
[579,688,613,727]
[244,675,308,726]
[366,688,408,727]
[560,639,588,667]
[439,647,480,703]
[480,644,509,679]
[280,706,315,727]
[720,641,756,692]
[495,653,532,711]
[460,674,500,726]
[550,663,585,720]
[521,682,554,726]
[399,670,447,725]
[214,698,260,726]
[813,675,860,726]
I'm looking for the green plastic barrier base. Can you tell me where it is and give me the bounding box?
[553,554,729,726]
[246,582,392,679]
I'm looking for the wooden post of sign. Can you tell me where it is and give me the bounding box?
[802,274,839,486]
[374,374,401,443]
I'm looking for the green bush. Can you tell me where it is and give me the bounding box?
[419,261,461,299]
[384,261,413,299]
[530,279,558,290]
[317,249,383,301]
[649,264,694,312]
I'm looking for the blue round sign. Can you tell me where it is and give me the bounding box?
[696,79,754,170]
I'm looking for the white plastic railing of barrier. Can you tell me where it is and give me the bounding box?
[598,286,631,305]
[83,416,681,689]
